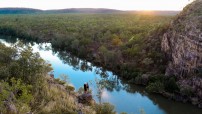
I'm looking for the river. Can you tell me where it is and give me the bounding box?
[0,35,201,114]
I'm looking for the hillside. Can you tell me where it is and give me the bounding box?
[161,0,202,107]
[162,0,202,77]
[0,42,118,114]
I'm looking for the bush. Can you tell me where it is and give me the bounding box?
[164,77,179,93]
[146,81,164,93]
[65,85,75,92]
[148,74,165,83]
[180,85,194,96]
[54,78,66,85]
[0,78,33,114]
[94,103,116,114]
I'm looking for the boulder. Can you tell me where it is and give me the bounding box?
[78,93,93,104]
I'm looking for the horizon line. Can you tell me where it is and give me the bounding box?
[0,7,182,12]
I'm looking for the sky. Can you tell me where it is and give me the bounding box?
[0,0,193,11]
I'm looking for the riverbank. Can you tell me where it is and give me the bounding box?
[1,27,202,109]
[0,1,202,108]
[0,42,118,114]
[2,36,202,114]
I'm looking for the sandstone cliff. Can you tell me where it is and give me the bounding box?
[161,0,202,106]
[162,0,202,77]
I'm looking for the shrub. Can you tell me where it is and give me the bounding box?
[180,85,194,96]
[146,81,164,93]
[164,77,179,93]
[65,85,75,92]
[94,103,116,114]
[0,78,33,114]
[54,78,66,85]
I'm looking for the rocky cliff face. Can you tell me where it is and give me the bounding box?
[162,0,202,78]
[161,0,202,106]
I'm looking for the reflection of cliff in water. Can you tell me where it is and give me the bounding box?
[121,79,202,114]
[2,36,202,114]
[53,48,202,114]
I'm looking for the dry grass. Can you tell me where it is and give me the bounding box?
[32,76,95,114]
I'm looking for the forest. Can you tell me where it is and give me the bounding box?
[0,13,179,94]
[1,0,202,113]
[0,8,201,113]
[0,13,172,76]
[0,13,175,113]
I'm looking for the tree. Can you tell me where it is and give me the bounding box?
[71,39,79,50]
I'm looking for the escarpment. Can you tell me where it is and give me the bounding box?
[162,0,202,78]
[161,0,202,106]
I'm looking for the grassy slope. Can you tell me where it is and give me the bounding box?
[0,43,116,114]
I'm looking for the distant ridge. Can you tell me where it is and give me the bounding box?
[45,8,123,13]
[0,8,122,14]
[0,8,42,14]
[0,8,179,15]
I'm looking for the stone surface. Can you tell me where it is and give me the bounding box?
[161,0,202,77]
[161,0,202,105]
[78,93,93,104]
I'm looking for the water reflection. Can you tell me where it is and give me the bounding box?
[56,51,93,72]
[1,36,202,114]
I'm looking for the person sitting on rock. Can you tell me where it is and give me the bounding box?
[84,83,87,93]
[86,82,89,91]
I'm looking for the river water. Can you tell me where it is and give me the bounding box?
[0,36,202,114]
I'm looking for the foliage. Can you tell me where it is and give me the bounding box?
[0,42,52,85]
[0,38,119,114]
[145,74,180,94]
[0,78,33,114]
[54,78,66,85]
[77,87,85,94]
[179,85,194,96]
[0,14,172,80]
[146,81,164,93]
[0,13,177,113]
[59,74,70,83]
[164,77,179,93]
[0,43,81,114]
[65,85,75,92]
[94,102,116,114]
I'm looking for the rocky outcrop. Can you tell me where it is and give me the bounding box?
[78,93,93,104]
[161,0,202,107]
[162,0,202,77]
